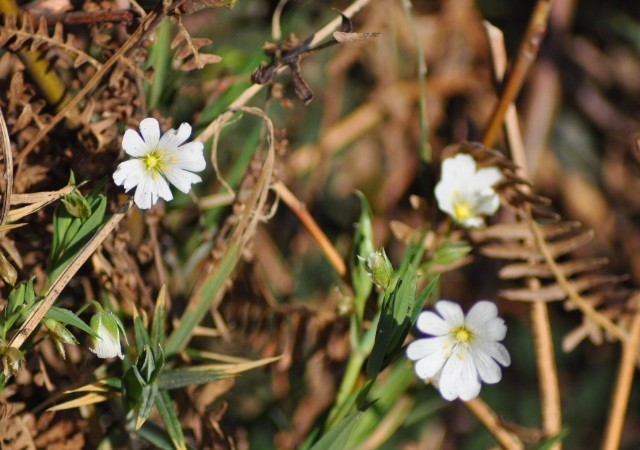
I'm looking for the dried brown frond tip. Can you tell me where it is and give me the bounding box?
[453,142,635,350]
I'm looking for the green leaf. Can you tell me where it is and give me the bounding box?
[48,184,108,282]
[432,241,472,266]
[309,410,364,450]
[137,421,182,450]
[157,356,281,390]
[134,311,151,353]
[351,192,374,306]
[45,306,97,338]
[366,233,427,378]
[155,390,186,450]
[151,286,168,352]
[135,384,159,430]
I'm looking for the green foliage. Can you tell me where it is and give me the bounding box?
[49,179,108,283]
[309,410,365,450]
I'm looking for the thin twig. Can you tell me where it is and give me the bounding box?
[601,293,640,450]
[272,0,289,41]
[482,0,554,148]
[465,397,524,450]
[272,181,346,277]
[9,200,132,350]
[196,0,372,145]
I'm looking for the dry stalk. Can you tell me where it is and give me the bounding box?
[601,293,640,450]
[9,200,133,350]
[483,18,562,448]
[272,181,346,277]
[465,397,524,450]
[482,0,554,147]
[0,108,13,226]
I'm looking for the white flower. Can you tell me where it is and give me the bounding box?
[113,118,206,209]
[406,300,510,401]
[89,312,126,360]
[434,153,503,228]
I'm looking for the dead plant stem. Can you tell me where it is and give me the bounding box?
[482,0,554,148]
[272,181,346,277]
[465,397,524,450]
[601,293,640,450]
[484,19,562,448]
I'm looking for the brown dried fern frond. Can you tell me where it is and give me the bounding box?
[446,142,635,350]
[0,14,99,69]
[171,16,222,72]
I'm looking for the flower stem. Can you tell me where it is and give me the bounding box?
[465,397,523,450]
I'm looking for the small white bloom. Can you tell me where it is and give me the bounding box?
[113,118,206,209]
[406,300,510,401]
[434,153,503,228]
[90,312,125,360]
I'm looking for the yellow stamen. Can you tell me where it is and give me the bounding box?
[143,150,166,172]
[453,201,473,221]
[454,327,472,343]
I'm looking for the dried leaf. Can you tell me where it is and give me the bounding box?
[499,258,609,279]
[332,31,381,43]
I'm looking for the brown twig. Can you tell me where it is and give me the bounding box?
[465,397,524,450]
[196,0,372,145]
[272,181,346,277]
[601,293,640,450]
[482,0,554,148]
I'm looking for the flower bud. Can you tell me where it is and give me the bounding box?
[0,343,24,378]
[44,318,78,359]
[361,248,393,289]
[89,312,125,360]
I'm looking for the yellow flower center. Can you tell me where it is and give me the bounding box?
[142,150,166,178]
[453,200,473,221]
[453,326,472,343]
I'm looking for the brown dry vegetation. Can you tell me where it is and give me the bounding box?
[0,0,639,449]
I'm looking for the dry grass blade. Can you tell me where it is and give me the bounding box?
[0,108,13,226]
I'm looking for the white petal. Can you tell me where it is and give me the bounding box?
[410,339,452,380]
[434,182,456,217]
[466,301,498,327]
[174,142,206,171]
[475,338,511,366]
[474,190,501,216]
[162,167,202,194]
[133,173,164,209]
[439,346,481,401]
[460,216,484,228]
[122,129,148,157]
[434,301,465,327]
[473,166,503,189]
[416,311,451,336]
[139,118,161,149]
[159,122,192,149]
[441,154,477,180]
[91,323,123,359]
[478,316,508,341]
[113,159,144,192]
[471,344,503,384]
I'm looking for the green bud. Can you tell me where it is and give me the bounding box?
[61,190,91,218]
[360,248,394,290]
[44,318,78,359]
[0,343,24,378]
